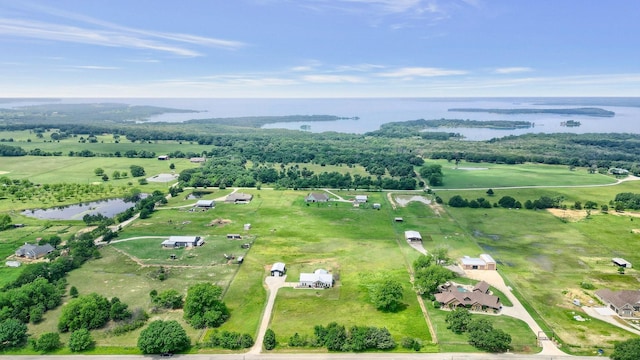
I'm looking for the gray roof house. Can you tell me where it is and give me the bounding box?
[195,199,215,208]
[595,289,640,317]
[15,243,54,259]
[225,193,253,204]
[305,193,330,203]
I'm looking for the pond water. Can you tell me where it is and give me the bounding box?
[21,198,136,220]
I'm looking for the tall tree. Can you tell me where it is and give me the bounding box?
[137,320,190,354]
[369,279,404,312]
[183,283,229,328]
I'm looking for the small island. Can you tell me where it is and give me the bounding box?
[448,107,615,117]
[561,120,581,127]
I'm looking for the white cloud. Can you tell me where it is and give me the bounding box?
[301,74,364,83]
[378,67,467,77]
[494,67,533,74]
[0,3,245,58]
[73,65,120,70]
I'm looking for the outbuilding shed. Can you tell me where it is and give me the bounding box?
[404,230,422,242]
[271,262,286,277]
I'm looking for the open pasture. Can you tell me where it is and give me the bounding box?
[434,161,616,189]
[0,155,198,185]
[444,204,640,353]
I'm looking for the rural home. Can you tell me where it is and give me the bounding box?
[157,155,170,160]
[404,230,422,242]
[161,236,204,248]
[190,157,206,163]
[595,289,640,317]
[612,258,632,268]
[15,243,54,259]
[271,262,286,277]
[225,192,253,204]
[355,195,368,203]
[305,193,329,203]
[299,269,333,288]
[195,199,215,208]
[435,280,501,312]
[460,254,497,270]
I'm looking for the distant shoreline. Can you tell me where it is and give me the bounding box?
[448,107,615,117]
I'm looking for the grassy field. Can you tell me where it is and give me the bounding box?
[433,161,617,189]
[3,152,640,355]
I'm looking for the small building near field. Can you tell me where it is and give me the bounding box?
[161,236,204,248]
[225,192,253,204]
[244,223,251,231]
[461,254,497,270]
[190,157,206,163]
[299,269,333,288]
[271,262,286,277]
[405,230,422,242]
[158,155,170,160]
[595,289,640,317]
[227,234,242,240]
[195,199,215,208]
[305,193,330,203]
[15,243,54,259]
[355,195,368,203]
[394,217,403,222]
[372,203,381,209]
[612,258,632,268]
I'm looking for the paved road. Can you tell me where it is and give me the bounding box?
[1,353,606,360]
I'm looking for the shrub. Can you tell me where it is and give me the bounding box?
[68,329,94,352]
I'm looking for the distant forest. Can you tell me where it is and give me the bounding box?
[1,103,639,190]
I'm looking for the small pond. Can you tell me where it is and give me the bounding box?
[185,191,214,200]
[21,198,136,220]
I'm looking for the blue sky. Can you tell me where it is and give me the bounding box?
[1,0,639,97]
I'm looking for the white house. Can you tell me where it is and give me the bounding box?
[161,236,204,248]
[404,230,422,242]
[299,269,333,288]
[355,195,368,203]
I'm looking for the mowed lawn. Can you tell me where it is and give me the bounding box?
[433,161,616,189]
[214,190,434,349]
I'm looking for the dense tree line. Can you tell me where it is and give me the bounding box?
[207,330,254,350]
[444,308,511,352]
[310,322,396,352]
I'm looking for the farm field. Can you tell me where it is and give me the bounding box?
[2,151,640,355]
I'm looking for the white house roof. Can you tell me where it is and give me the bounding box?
[271,262,286,272]
[162,236,200,246]
[480,254,496,264]
[461,256,487,266]
[300,271,333,284]
[195,199,215,206]
[355,195,368,201]
[405,230,422,239]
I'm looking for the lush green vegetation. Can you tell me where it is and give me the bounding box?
[1,103,640,356]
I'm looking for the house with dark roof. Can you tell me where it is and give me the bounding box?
[305,193,329,203]
[595,289,640,317]
[225,193,253,204]
[435,281,501,312]
[15,243,54,259]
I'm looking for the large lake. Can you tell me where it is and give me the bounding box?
[2,97,639,140]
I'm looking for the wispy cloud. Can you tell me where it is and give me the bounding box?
[301,74,364,83]
[0,3,245,57]
[73,65,120,70]
[378,67,467,78]
[494,67,533,74]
